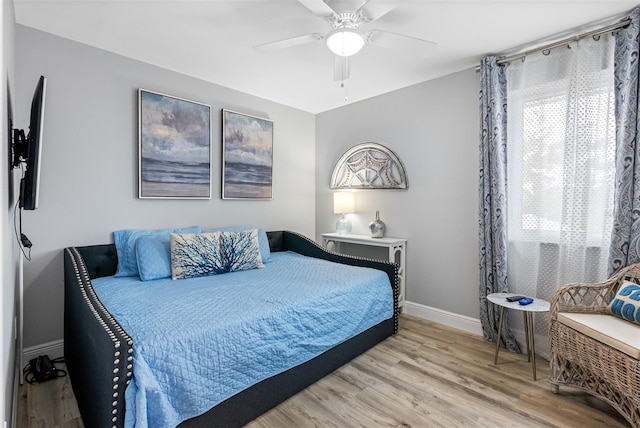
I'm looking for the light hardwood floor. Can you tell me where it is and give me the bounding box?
[17,315,630,427]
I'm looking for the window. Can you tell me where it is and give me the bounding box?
[511,88,615,244]
[507,38,615,251]
[505,35,616,339]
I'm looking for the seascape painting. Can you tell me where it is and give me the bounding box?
[139,89,211,198]
[222,109,273,199]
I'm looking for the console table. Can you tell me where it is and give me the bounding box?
[322,233,407,309]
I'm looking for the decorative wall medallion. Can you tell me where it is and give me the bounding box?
[330,143,408,189]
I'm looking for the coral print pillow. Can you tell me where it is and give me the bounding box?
[170,232,225,280]
[170,229,264,280]
[218,229,264,272]
[607,280,640,325]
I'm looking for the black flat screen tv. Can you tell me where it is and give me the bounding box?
[13,75,47,210]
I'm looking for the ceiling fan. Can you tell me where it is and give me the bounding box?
[253,0,437,82]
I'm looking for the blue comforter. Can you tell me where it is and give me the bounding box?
[91,251,393,428]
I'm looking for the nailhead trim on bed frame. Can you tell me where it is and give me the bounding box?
[66,247,134,428]
[287,231,400,334]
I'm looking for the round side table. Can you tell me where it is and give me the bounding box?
[487,293,550,380]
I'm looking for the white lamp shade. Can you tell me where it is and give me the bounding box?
[333,192,355,214]
[325,28,365,57]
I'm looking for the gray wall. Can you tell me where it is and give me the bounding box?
[14,23,481,354]
[2,1,19,425]
[316,69,480,319]
[15,25,316,349]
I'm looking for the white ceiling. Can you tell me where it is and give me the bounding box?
[13,0,639,113]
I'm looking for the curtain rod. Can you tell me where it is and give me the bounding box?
[474,18,632,72]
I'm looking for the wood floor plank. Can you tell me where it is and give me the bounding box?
[388,359,555,427]
[347,365,468,427]
[17,315,631,428]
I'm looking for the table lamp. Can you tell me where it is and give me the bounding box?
[333,192,355,234]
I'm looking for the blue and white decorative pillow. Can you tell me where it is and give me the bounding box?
[202,226,271,263]
[607,280,640,325]
[170,232,225,280]
[218,229,265,272]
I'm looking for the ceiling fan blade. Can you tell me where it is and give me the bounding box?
[297,0,336,16]
[324,0,368,14]
[333,55,351,81]
[253,33,324,52]
[359,1,396,22]
[366,30,437,53]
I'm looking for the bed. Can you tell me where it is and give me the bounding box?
[63,230,399,428]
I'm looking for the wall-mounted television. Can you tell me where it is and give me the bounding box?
[12,75,47,210]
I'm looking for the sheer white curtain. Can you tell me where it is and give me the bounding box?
[506,34,616,346]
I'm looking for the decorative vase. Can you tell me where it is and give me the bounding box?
[369,211,386,238]
[336,214,352,235]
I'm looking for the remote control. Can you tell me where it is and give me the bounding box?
[506,295,526,302]
[518,297,534,305]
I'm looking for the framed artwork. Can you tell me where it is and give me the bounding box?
[138,89,211,199]
[222,109,273,199]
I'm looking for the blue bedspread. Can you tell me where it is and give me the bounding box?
[91,251,393,428]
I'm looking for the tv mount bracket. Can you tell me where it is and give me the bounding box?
[12,128,28,168]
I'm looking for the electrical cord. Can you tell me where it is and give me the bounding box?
[23,356,67,384]
[12,163,32,260]
[13,198,31,261]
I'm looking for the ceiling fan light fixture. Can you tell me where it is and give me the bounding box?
[325,28,365,57]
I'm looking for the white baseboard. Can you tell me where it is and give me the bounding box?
[403,301,551,360]
[403,301,483,336]
[23,339,64,365]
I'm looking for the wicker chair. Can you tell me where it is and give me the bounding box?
[549,263,640,428]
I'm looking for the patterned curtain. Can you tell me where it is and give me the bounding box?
[478,56,520,353]
[609,7,640,275]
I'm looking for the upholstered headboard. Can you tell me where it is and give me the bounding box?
[76,231,289,280]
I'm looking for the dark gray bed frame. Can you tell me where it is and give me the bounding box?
[63,230,399,428]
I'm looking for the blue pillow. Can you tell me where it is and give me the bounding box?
[136,234,173,281]
[114,225,201,277]
[202,226,271,263]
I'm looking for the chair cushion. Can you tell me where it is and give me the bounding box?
[558,312,640,359]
